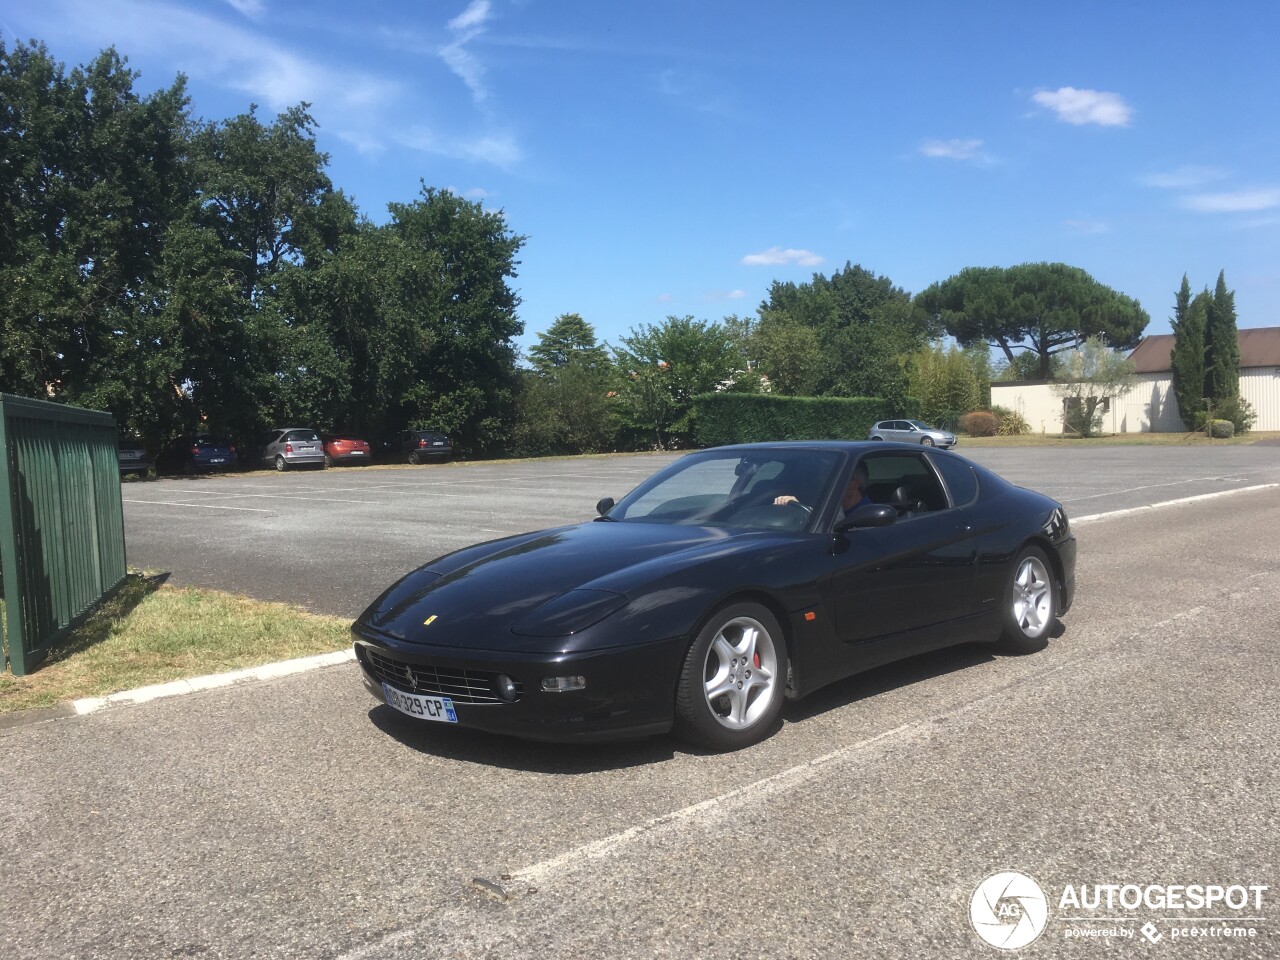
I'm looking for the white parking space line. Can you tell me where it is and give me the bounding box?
[123,499,272,513]
[1059,475,1248,504]
[1071,483,1278,524]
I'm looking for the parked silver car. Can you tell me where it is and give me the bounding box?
[261,427,326,471]
[867,419,957,448]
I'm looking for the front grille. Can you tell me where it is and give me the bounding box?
[362,647,521,704]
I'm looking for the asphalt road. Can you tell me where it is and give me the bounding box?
[1,448,1278,958]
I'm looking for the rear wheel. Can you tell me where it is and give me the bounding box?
[408,450,421,465]
[323,453,333,468]
[998,545,1057,653]
[275,455,287,472]
[674,602,787,751]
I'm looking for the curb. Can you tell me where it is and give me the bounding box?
[1,649,356,734]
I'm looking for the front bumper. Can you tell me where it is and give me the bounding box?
[352,625,687,742]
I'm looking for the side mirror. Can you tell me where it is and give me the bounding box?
[834,503,896,532]
[596,496,615,517]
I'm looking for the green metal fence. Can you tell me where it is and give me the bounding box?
[0,394,127,676]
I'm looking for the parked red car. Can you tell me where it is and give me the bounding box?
[322,434,373,467]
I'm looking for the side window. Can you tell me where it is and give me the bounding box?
[860,453,948,518]
[931,454,978,506]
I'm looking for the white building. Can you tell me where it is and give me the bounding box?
[990,327,1280,433]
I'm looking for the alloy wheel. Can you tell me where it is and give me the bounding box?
[702,616,779,729]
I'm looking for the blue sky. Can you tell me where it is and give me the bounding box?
[5,0,1279,357]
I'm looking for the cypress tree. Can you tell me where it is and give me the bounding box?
[1169,276,1206,428]
[1204,271,1240,404]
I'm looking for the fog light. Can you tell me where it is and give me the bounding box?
[494,674,519,702]
[541,675,587,693]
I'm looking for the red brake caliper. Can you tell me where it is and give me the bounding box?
[753,651,761,668]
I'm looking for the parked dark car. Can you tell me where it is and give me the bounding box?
[155,435,238,475]
[116,438,151,478]
[260,428,325,471]
[322,434,373,467]
[352,442,1075,750]
[391,430,451,464]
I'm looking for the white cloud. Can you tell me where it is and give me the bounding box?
[703,289,746,302]
[1140,165,1228,189]
[1032,87,1133,127]
[395,127,521,169]
[441,0,494,103]
[224,0,264,19]
[657,293,674,303]
[740,247,824,267]
[920,138,985,160]
[448,0,491,32]
[1182,189,1280,213]
[1064,219,1109,235]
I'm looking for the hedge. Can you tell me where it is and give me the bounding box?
[692,393,891,447]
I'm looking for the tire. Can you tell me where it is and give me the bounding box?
[920,436,934,446]
[871,436,884,441]
[408,451,421,465]
[275,455,288,472]
[998,545,1057,653]
[674,602,788,751]
[323,453,333,468]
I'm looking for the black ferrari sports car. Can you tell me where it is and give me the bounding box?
[352,442,1075,750]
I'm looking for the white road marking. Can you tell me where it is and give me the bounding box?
[1071,483,1278,524]
[1059,475,1246,504]
[123,499,272,513]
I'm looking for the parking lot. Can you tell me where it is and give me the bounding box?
[3,445,1280,958]
[120,444,1280,617]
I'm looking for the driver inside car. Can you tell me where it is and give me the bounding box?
[774,461,871,520]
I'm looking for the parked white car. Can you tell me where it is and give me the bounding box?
[867,420,957,448]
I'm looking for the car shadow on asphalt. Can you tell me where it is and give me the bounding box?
[366,628,1067,772]
[367,706,679,773]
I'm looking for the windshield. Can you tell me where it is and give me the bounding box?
[907,420,934,430]
[608,449,841,531]
[194,436,228,447]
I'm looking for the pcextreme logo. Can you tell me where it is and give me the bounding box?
[970,871,1269,950]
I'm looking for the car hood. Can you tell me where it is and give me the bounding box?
[359,520,743,652]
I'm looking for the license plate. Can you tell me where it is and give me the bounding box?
[432,441,444,446]
[382,683,458,723]
[210,458,225,463]
[350,450,365,455]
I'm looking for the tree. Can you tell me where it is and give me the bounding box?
[758,262,936,405]
[1204,271,1240,405]
[1052,337,1136,438]
[513,314,616,455]
[1169,275,1207,428]
[528,313,610,375]
[612,316,745,448]
[916,263,1149,380]
[907,342,986,426]
[379,186,525,453]
[752,317,823,395]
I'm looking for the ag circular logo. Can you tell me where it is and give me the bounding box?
[970,871,1049,950]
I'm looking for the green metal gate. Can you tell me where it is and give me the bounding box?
[0,394,127,676]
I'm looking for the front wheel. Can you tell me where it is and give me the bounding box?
[998,545,1057,653]
[920,436,934,446]
[674,602,788,751]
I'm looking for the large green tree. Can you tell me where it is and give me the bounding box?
[758,263,935,406]
[1169,275,1207,428]
[513,314,616,455]
[612,316,747,448]
[915,262,1149,380]
[1204,271,1240,405]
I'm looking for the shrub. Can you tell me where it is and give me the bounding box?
[958,410,999,437]
[692,394,890,446]
[997,410,1031,436]
[1209,419,1235,439]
